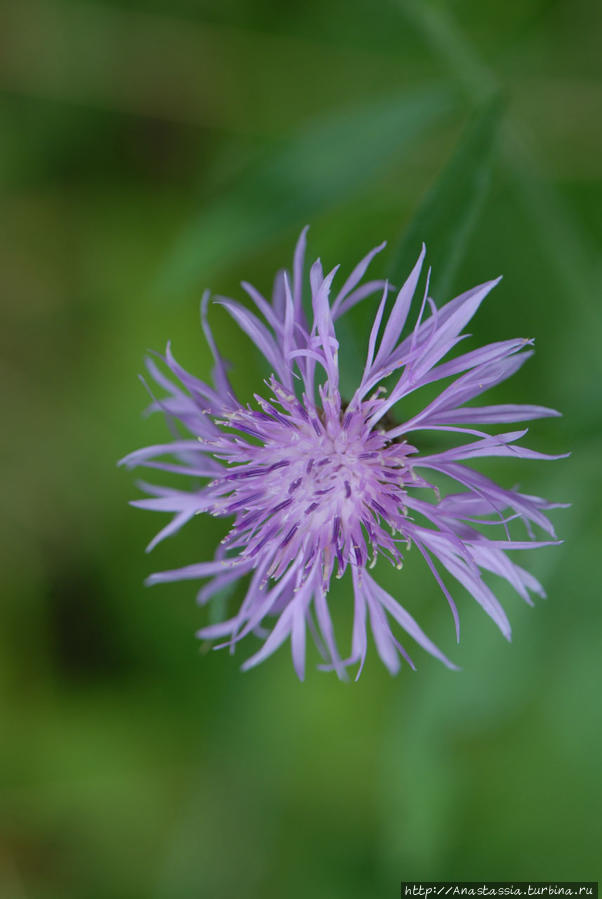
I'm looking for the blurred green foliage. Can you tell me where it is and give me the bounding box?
[1,0,601,897]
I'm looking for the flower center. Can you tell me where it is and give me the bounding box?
[211,395,415,584]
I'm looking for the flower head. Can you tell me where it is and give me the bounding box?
[121,229,565,679]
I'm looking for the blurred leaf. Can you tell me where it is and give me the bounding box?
[396,0,497,102]
[158,86,456,293]
[387,97,502,299]
[503,144,602,371]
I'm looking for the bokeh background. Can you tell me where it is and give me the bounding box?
[2,0,601,896]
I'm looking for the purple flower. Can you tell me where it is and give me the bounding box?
[121,229,566,679]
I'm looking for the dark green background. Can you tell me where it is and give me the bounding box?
[2,0,601,896]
